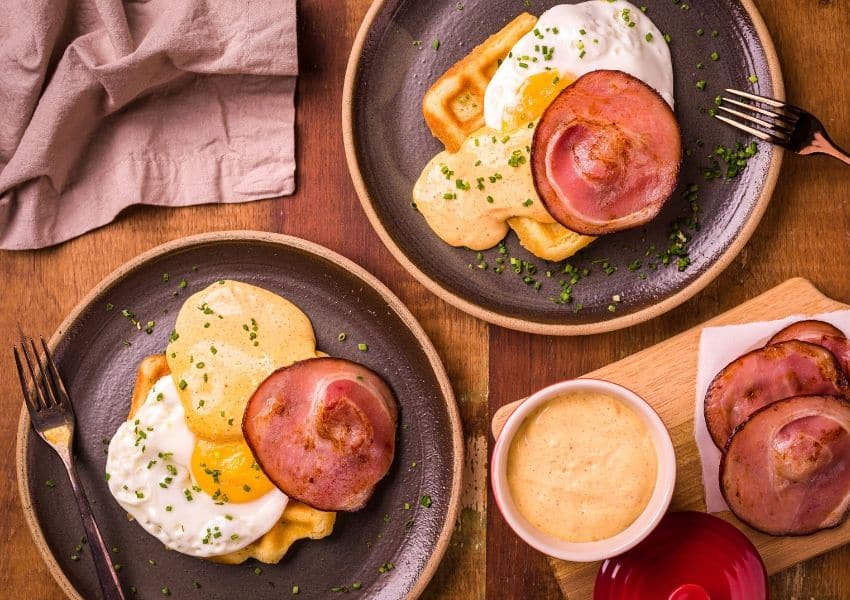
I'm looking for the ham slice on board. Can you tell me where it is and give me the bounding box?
[721,395,850,535]
[243,357,398,512]
[703,340,848,449]
[767,319,850,377]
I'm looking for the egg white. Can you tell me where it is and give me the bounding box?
[484,0,674,130]
[106,375,288,557]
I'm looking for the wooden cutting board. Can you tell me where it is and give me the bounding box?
[491,277,850,599]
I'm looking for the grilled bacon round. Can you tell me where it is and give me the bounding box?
[530,70,681,235]
[767,319,850,377]
[704,340,848,449]
[243,357,398,512]
[720,395,850,536]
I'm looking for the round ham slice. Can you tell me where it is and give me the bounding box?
[243,357,398,512]
[530,70,681,235]
[767,319,850,377]
[721,395,850,536]
[704,340,848,448]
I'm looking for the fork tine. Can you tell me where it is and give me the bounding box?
[725,88,789,109]
[41,337,71,410]
[721,97,798,125]
[19,335,50,410]
[716,105,794,135]
[13,346,40,413]
[29,337,59,408]
[713,114,788,144]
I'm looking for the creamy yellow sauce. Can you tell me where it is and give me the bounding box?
[167,280,320,443]
[413,123,556,250]
[507,391,657,542]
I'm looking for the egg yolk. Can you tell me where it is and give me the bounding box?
[501,71,574,131]
[191,439,276,503]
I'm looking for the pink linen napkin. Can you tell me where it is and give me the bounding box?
[0,0,298,250]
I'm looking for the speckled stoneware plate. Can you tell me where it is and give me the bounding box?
[343,0,783,335]
[16,232,462,600]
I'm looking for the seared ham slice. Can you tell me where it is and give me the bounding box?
[243,357,398,512]
[721,395,850,535]
[531,70,681,235]
[704,340,848,448]
[767,319,850,377]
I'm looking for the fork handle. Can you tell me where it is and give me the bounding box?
[807,131,850,166]
[62,457,126,600]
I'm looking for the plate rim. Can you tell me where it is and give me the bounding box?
[16,230,464,600]
[341,0,785,336]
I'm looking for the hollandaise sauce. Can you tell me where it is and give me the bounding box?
[412,123,556,250]
[506,391,657,542]
[167,280,321,503]
[167,280,320,442]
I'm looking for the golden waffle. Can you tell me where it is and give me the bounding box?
[208,501,335,565]
[422,12,595,261]
[129,356,335,565]
[507,217,596,262]
[422,12,537,153]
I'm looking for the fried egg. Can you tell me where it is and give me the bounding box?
[106,280,329,558]
[106,375,288,557]
[484,0,674,131]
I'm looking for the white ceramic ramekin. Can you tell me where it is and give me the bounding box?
[491,378,676,562]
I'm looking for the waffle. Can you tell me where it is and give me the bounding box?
[507,217,596,262]
[422,12,537,153]
[422,12,595,262]
[129,356,335,565]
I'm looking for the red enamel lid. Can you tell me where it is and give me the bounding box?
[594,511,769,600]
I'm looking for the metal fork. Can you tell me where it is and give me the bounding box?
[714,89,850,165]
[15,336,126,600]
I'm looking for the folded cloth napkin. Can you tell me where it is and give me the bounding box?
[0,0,298,250]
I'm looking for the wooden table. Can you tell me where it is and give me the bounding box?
[1,0,848,598]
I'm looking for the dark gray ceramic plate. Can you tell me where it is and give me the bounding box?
[344,0,783,335]
[17,232,462,600]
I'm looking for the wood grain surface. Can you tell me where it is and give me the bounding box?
[0,1,848,599]
[490,278,850,598]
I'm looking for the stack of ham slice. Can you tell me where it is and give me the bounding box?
[704,320,850,535]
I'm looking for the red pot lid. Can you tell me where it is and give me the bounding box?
[594,511,768,600]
